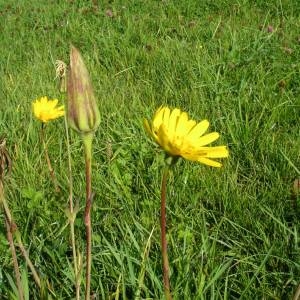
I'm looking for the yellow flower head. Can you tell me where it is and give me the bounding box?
[144,107,229,167]
[32,96,65,123]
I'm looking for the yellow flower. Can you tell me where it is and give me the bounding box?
[32,96,65,123]
[144,107,229,167]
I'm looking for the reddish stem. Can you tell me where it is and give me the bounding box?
[4,215,24,300]
[161,165,172,300]
[83,134,93,300]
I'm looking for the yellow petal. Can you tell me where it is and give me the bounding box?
[48,99,59,109]
[162,107,171,128]
[176,112,188,130]
[168,108,181,140]
[193,132,220,147]
[57,105,65,112]
[153,107,165,131]
[54,110,65,118]
[181,151,207,161]
[186,119,209,140]
[176,113,195,137]
[197,157,222,167]
[40,96,48,104]
[157,124,179,156]
[201,146,229,158]
[156,124,170,151]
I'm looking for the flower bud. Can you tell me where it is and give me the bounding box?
[67,46,100,135]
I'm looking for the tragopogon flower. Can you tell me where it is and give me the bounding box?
[144,107,229,167]
[33,96,65,123]
[67,46,100,135]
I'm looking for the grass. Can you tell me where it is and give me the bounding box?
[0,0,300,298]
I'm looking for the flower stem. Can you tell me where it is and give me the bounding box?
[293,282,300,300]
[83,133,93,300]
[15,233,41,288]
[4,216,24,300]
[1,181,24,300]
[0,185,41,288]
[41,124,60,193]
[161,164,172,300]
[64,115,81,300]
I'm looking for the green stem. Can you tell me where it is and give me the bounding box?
[83,133,93,300]
[161,164,172,300]
[64,114,80,300]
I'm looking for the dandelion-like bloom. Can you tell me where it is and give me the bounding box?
[144,107,229,167]
[32,96,65,123]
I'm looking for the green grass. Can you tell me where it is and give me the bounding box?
[1,0,300,299]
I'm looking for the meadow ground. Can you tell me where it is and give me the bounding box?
[0,0,300,299]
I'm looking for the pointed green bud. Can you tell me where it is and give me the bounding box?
[67,46,100,135]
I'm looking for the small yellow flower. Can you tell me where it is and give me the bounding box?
[144,107,229,167]
[32,96,65,123]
